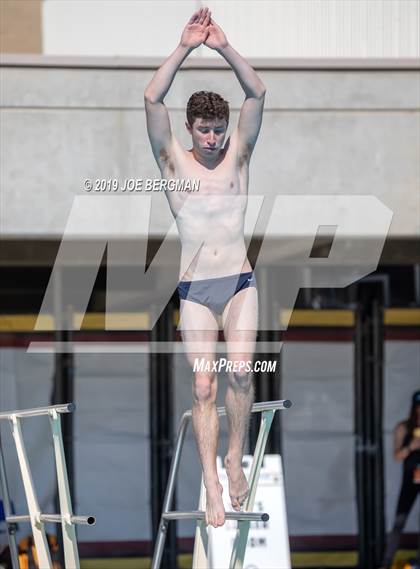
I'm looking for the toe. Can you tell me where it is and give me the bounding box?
[239,492,249,506]
[231,497,240,511]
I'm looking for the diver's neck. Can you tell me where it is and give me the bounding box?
[191,147,223,170]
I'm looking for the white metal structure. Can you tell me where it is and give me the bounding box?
[207,455,290,568]
[194,405,289,569]
[0,403,95,569]
[151,399,292,569]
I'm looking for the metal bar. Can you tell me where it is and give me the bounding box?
[9,415,53,568]
[230,409,276,569]
[252,339,282,454]
[355,283,385,569]
[161,413,191,515]
[152,400,291,569]
[6,514,95,525]
[150,303,177,569]
[372,301,385,565]
[0,432,20,569]
[50,409,80,568]
[0,403,74,420]
[355,304,367,568]
[192,480,208,569]
[52,267,67,569]
[181,399,292,420]
[67,515,95,525]
[151,412,191,569]
[219,399,290,416]
[163,511,269,522]
[277,345,284,457]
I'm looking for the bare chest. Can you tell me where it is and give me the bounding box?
[165,147,246,215]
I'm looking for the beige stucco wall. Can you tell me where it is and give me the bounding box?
[0,0,42,54]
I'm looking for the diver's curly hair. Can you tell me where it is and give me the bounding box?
[186,91,229,126]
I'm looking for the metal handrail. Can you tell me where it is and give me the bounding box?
[163,511,269,522]
[0,403,74,420]
[151,398,292,569]
[180,399,292,420]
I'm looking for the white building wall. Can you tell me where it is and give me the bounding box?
[42,0,420,59]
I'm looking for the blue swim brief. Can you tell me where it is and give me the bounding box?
[178,271,256,315]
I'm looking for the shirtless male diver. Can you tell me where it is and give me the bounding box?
[144,7,265,528]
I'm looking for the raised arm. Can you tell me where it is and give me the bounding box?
[205,18,266,162]
[144,8,211,169]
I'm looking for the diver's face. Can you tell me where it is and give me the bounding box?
[187,118,227,158]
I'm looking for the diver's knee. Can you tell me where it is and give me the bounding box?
[193,372,216,403]
[231,370,252,392]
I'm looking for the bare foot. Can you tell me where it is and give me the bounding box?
[205,482,225,527]
[224,455,249,511]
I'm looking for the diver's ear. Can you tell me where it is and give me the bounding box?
[185,121,192,134]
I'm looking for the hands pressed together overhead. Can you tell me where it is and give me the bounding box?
[180,6,228,50]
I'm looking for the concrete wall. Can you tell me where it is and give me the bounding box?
[1,63,419,240]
